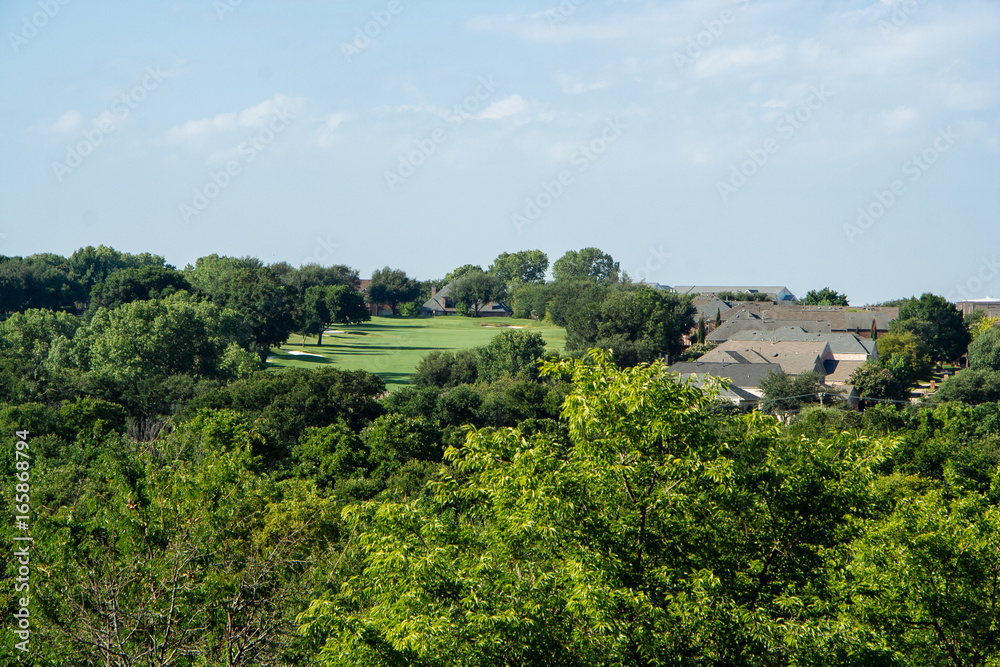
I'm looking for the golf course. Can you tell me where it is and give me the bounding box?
[268,316,567,390]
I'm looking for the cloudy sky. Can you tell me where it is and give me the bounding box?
[1,0,998,304]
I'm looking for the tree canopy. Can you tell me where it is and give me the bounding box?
[801,287,850,306]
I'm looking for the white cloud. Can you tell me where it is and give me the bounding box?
[49,110,83,134]
[476,94,527,120]
[556,73,609,95]
[168,94,304,140]
[879,106,918,133]
[310,112,354,148]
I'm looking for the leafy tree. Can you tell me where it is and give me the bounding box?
[450,269,505,317]
[368,267,421,316]
[714,290,773,302]
[509,282,548,319]
[696,315,706,344]
[801,287,850,306]
[476,329,548,383]
[758,369,832,413]
[849,361,907,407]
[299,351,889,666]
[292,421,369,487]
[715,307,722,328]
[877,331,933,384]
[488,250,548,292]
[211,267,299,362]
[87,265,192,313]
[850,488,1000,666]
[871,318,878,340]
[413,350,478,388]
[68,244,167,290]
[302,285,370,345]
[0,254,87,312]
[969,315,999,341]
[184,254,262,298]
[567,286,695,365]
[931,369,1000,405]
[280,263,361,294]
[552,247,620,284]
[362,413,443,479]
[967,324,1000,371]
[442,263,483,284]
[895,293,971,362]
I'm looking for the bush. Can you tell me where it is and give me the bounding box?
[931,369,1000,405]
[413,350,479,389]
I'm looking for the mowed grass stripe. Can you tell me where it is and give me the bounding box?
[268,316,567,390]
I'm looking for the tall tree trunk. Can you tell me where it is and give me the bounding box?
[317,330,324,347]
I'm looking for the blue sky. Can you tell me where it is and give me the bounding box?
[1,0,998,305]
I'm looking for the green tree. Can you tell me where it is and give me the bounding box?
[488,250,548,292]
[442,263,483,284]
[931,368,1000,405]
[299,351,889,666]
[184,254,262,298]
[697,315,706,344]
[413,349,478,388]
[850,487,1000,667]
[877,331,934,384]
[552,247,620,284]
[87,265,192,313]
[68,244,167,290]
[475,329,547,383]
[967,324,1000,371]
[758,369,832,413]
[368,267,421,316]
[715,307,722,328]
[302,285,370,345]
[849,361,907,407]
[450,269,504,317]
[895,293,971,362]
[801,287,850,306]
[280,263,361,295]
[211,267,299,362]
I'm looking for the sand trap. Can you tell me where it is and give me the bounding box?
[482,324,524,329]
[325,329,346,334]
[286,350,326,358]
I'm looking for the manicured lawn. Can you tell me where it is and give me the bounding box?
[268,316,567,391]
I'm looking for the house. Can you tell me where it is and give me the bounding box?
[419,283,513,317]
[707,304,897,337]
[673,285,797,302]
[696,340,834,376]
[668,361,782,406]
[723,327,878,362]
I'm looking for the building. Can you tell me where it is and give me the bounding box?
[673,285,797,302]
[956,297,1000,318]
[419,283,512,317]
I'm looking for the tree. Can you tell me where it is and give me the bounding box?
[930,368,1000,405]
[566,286,695,366]
[552,247,620,283]
[211,267,300,362]
[413,350,478,388]
[801,287,850,306]
[450,269,504,317]
[715,307,722,328]
[715,290,772,302]
[895,293,971,362]
[696,315,706,344]
[184,254,262,298]
[850,488,1000,667]
[67,244,167,290]
[758,369,832,413]
[488,250,548,292]
[280,263,361,294]
[87,265,192,313]
[871,318,878,341]
[475,329,548,383]
[0,254,87,313]
[299,351,890,665]
[368,267,421,316]
[849,361,907,407]
[877,331,934,384]
[442,264,483,284]
[302,285,370,345]
[967,324,1000,371]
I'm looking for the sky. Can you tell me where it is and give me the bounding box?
[1,0,998,305]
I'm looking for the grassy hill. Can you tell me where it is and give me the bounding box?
[267,316,567,391]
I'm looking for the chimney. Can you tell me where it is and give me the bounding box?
[431,286,437,298]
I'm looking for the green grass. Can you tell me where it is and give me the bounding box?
[267,316,567,391]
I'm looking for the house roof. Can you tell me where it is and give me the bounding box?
[707,318,832,341]
[725,327,877,356]
[822,359,866,384]
[673,285,792,295]
[668,361,782,388]
[419,282,511,314]
[697,340,831,375]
